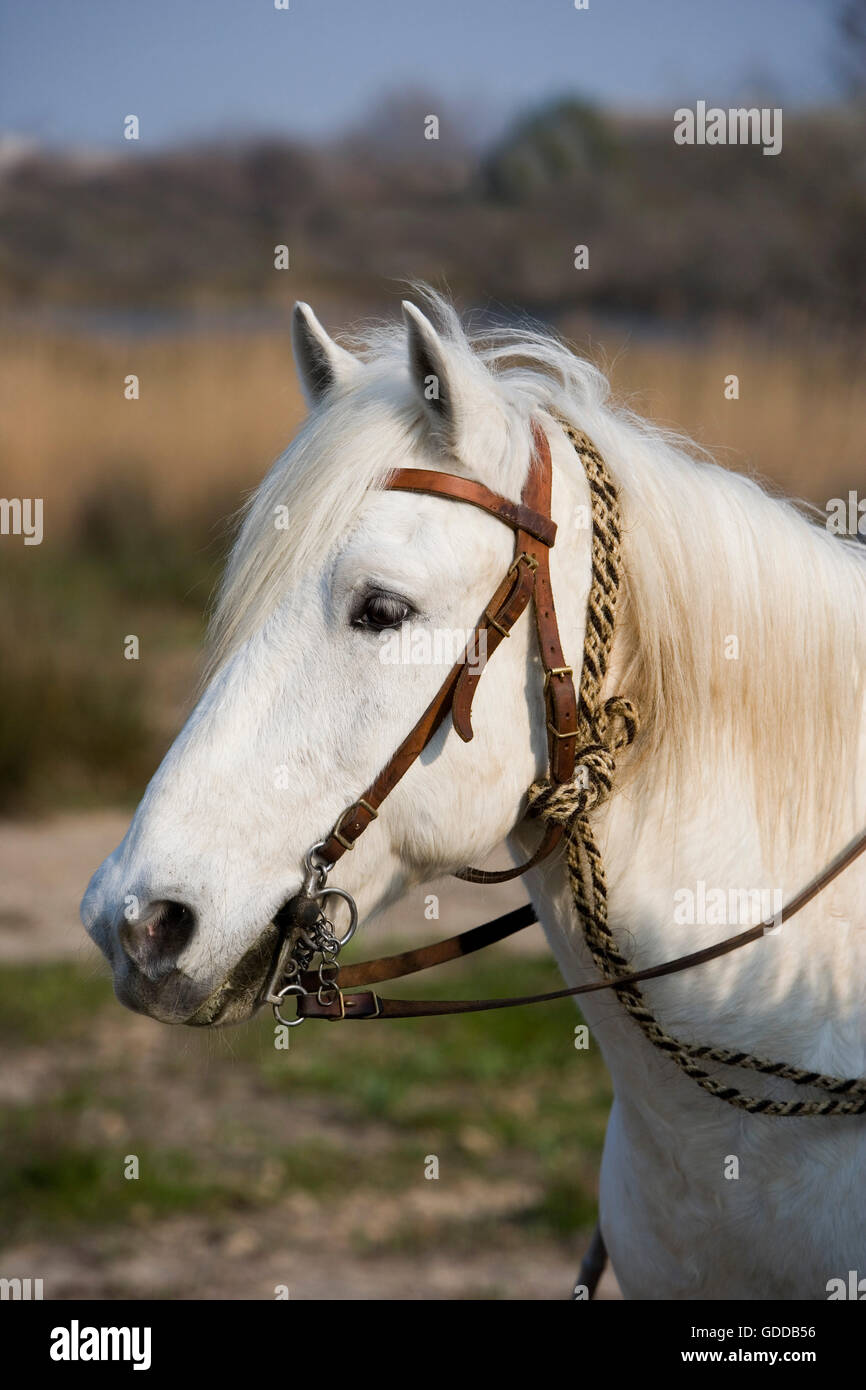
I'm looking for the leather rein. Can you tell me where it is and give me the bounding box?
[260,420,866,1030]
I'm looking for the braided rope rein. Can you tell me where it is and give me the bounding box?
[527,422,866,1117]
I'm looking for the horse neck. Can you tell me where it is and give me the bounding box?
[602,429,866,869]
[526,433,866,1101]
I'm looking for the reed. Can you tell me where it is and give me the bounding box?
[1,324,862,537]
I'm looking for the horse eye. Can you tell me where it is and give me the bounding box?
[353,589,414,632]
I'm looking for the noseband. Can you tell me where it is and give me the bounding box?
[260,418,866,1119]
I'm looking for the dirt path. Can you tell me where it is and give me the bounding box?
[2,1217,622,1301]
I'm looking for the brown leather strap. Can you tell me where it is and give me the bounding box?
[387,469,557,546]
[522,422,578,785]
[298,901,538,991]
[453,424,577,881]
[451,553,537,742]
[455,822,563,884]
[317,558,536,864]
[318,659,463,863]
[297,827,866,1019]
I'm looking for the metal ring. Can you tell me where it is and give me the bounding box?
[305,842,334,879]
[312,886,359,948]
[273,983,307,1027]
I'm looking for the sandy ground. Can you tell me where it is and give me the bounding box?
[0,810,622,1301]
[2,1217,622,1301]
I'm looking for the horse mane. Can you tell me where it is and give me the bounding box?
[208,288,866,853]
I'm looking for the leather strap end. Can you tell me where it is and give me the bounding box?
[456,822,563,883]
[451,693,474,742]
[451,556,537,744]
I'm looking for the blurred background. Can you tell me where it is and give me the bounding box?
[0,0,863,1298]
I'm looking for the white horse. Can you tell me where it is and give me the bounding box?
[82,293,866,1299]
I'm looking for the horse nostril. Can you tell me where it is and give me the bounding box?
[119,899,197,980]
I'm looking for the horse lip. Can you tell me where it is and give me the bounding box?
[184,919,282,1027]
[113,963,208,1025]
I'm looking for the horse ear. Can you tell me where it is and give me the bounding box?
[292,302,359,406]
[402,301,463,452]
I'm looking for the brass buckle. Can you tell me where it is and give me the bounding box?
[345,992,382,1019]
[331,798,378,851]
[508,551,539,579]
[318,986,346,1021]
[484,608,511,639]
[544,665,574,692]
[547,721,577,741]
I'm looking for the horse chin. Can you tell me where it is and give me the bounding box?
[184,921,281,1028]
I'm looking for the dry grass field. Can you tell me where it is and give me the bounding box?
[0,326,303,533]
[2,322,863,528]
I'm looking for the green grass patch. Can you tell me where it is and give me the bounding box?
[241,953,612,1126]
[0,960,115,1043]
[0,953,612,1244]
[0,1094,438,1241]
[0,1102,249,1236]
[515,1173,600,1235]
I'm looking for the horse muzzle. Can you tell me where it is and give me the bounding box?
[186,854,359,1028]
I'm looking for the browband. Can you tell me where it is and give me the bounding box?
[386,469,558,547]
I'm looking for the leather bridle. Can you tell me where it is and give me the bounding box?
[260,420,866,1030]
[316,420,577,882]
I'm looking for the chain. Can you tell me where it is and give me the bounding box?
[268,844,358,1027]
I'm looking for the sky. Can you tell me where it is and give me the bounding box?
[0,0,845,151]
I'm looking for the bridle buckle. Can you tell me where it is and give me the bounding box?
[317,985,346,1020]
[544,665,574,693]
[484,608,512,638]
[330,798,378,851]
[508,550,539,579]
